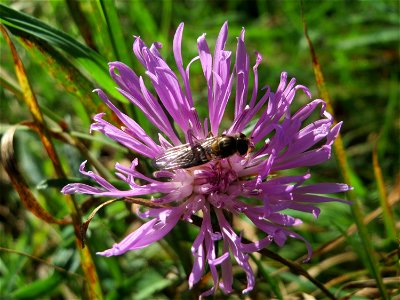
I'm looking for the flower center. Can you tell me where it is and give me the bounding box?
[192,159,239,195]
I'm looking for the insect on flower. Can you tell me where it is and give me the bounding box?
[153,133,252,170]
[62,21,353,296]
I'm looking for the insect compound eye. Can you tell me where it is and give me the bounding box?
[236,139,249,155]
[218,136,237,157]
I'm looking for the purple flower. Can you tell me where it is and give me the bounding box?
[62,22,351,296]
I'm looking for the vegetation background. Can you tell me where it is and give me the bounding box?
[0,0,398,299]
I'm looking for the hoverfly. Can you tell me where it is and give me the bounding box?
[152,133,252,170]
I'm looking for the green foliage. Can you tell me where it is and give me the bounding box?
[1,0,398,299]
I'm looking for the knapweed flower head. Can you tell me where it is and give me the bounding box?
[62,22,351,296]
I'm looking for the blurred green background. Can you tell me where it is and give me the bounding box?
[1,0,398,299]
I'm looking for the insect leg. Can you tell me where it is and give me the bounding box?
[186,129,201,148]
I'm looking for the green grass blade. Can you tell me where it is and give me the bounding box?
[1,23,104,300]
[129,0,158,42]
[301,3,389,299]
[16,34,98,123]
[373,145,397,242]
[250,253,284,300]
[65,0,99,51]
[12,273,63,299]
[378,74,398,158]
[98,0,133,66]
[87,1,153,134]
[161,0,172,50]
[0,4,126,103]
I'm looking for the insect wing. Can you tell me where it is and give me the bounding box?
[153,137,215,170]
[153,143,196,170]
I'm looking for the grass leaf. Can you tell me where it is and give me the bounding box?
[12,273,63,299]
[301,3,389,298]
[0,4,126,103]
